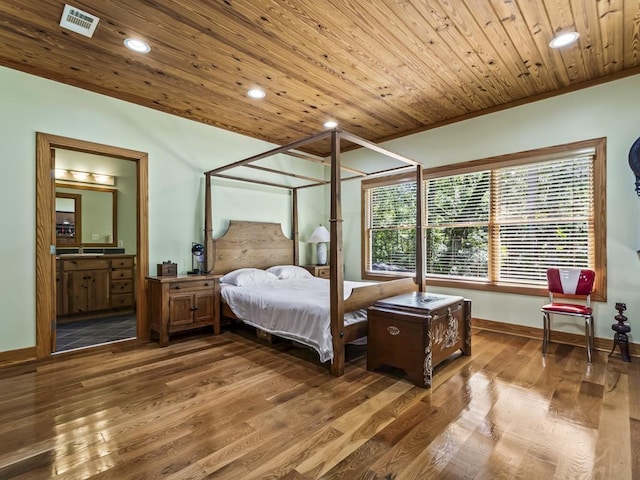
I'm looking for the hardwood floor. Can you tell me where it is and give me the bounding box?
[0,328,637,479]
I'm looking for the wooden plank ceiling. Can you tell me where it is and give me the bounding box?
[0,0,639,156]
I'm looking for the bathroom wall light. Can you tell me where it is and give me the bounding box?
[55,169,115,186]
[93,174,111,183]
[71,171,89,181]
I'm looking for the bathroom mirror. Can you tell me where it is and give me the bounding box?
[55,192,81,246]
[55,184,117,246]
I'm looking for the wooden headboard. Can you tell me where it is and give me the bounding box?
[210,221,294,275]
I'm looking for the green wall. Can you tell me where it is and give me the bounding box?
[1,62,639,353]
[0,66,324,352]
[340,74,640,342]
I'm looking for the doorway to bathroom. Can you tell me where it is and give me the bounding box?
[35,133,149,359]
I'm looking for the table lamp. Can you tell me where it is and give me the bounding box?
[308,225,330,265]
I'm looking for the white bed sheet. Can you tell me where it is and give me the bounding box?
[220,277,371,362]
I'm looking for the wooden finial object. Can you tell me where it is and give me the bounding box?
[609,302,631,362]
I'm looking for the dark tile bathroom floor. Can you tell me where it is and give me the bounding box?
[56,313,137,352]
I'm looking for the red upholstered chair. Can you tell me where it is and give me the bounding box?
[541,268,596,363]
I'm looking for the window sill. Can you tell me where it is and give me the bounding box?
[362,272,606,302]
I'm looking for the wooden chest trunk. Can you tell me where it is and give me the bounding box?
[367,292,471,388]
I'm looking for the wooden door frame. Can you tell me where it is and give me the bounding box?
[36,133,149,359]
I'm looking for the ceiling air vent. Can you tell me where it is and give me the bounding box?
[59,4,100,38]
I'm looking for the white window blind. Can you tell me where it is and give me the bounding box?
[367,182,416,272]
[494,155,594,284]
[426,171,490,279]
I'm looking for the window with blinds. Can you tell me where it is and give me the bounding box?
[366,181,417,273]
[362,138,606,298]
[494,156,594,285]
[426,171,490,279]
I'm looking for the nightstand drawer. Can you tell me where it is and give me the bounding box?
[316,267,330,279]
[168,279,217,293]
[302,265,330,278]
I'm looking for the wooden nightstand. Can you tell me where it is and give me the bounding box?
[302,265,330,279]
[147,274,221,346]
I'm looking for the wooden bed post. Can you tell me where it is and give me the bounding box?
[293,189,299,265]
[329,130,346,377]
[205,130,422,377]
[204,172,214,274]
[415,165,425,292]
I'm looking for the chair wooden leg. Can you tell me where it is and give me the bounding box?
[542,312,550,354]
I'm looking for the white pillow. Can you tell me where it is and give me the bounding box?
[220,268,278,286]
[266,265,313,280]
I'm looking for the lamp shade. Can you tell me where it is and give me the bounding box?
[308,225,330,243]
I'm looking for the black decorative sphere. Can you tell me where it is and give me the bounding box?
[192,243,204,255]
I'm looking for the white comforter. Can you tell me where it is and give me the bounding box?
[220,277,369,362]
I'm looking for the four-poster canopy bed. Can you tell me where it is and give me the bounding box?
[202,129,426,376]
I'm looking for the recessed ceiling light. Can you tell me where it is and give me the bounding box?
[324,120,338,129]
[124,38,151,53]
[247,88,266,99]
[549,31,580,49]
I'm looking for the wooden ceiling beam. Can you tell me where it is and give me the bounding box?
[244,164,326,184]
